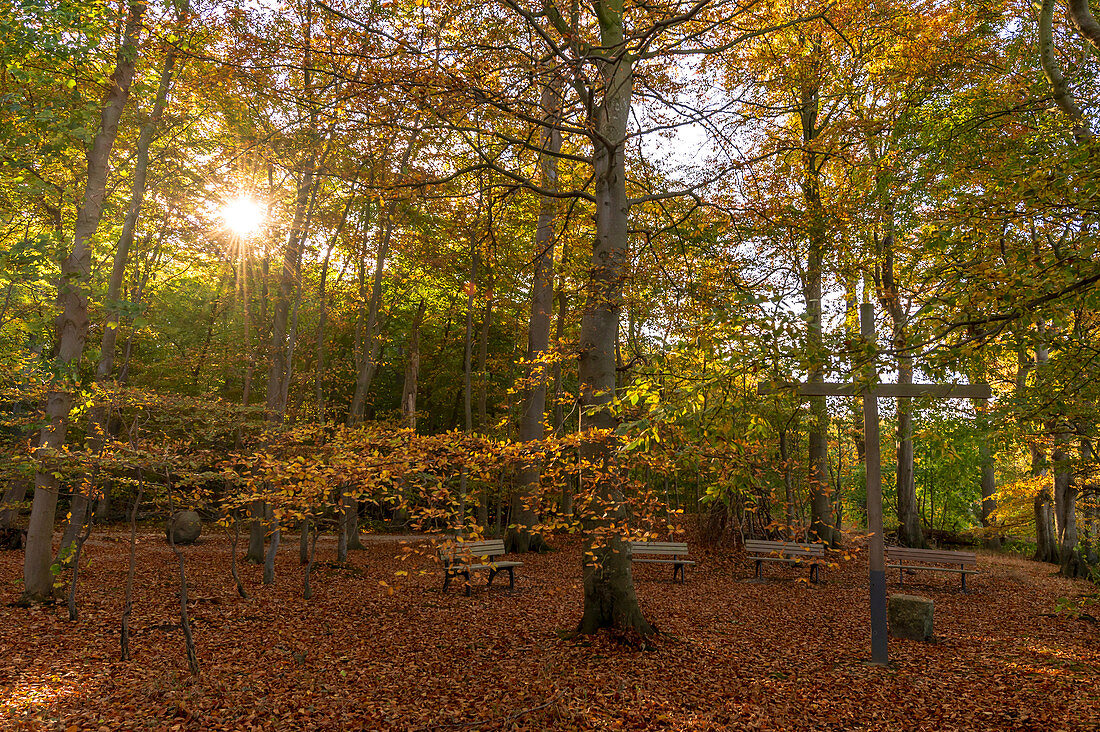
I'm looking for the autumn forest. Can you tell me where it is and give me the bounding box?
[1,0,1100,729]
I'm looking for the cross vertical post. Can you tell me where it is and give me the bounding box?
[860,303,888,665]
[756,307,989,666]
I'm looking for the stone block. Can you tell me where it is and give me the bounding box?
[167,510,202,545]
[888,593,933,641]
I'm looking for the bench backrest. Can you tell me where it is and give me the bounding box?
[745,539,825,558]
[887,546,976,565]
[440,539,506,565]
[629,541,689,556]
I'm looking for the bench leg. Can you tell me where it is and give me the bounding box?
[443,570,452,593]
[810,563,819,583]
[755,559,762,580]
[487,567,498,588]
[675,562,684,584]
[508,567,515,592]
[899,565,904,588]
[961,565,967,593]
[464,570,472,596]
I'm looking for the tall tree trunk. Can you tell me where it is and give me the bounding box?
[269,2,325,425]
[477,261,493,431]
[348,128,420,424]
[23,1,146,603]
[507,68,562,554]
[401,300,425,430]
[268,161,318,424]
[553,242,572,517]
[1058,436,1088,577]
[246,499,266,564]
[259,35,323,571]
[798,69,838,548]
[97,38,179,384]
[315,194,354,418]
[63,26,182,544]
[876,236,922,547]
[779,427,796,538]
[575,8,652,635]
[463,234,479,435]
[970,369,998,548]
[1029,333,1060,563]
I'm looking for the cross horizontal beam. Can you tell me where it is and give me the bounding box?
[757,382,992,399]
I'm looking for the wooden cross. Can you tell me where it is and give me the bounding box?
[759,303,990,665]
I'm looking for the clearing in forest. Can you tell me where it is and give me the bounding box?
[1,529,1097,731]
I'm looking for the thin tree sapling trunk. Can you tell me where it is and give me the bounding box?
[120,487,142,661]
[166,474,199,676]
[263,512,280,585]
[65,500,95,621]
[228,513,248,599]
[303,520,321,600]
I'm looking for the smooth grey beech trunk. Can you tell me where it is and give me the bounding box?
[508,70,563,554]
[574,3,652,635]
[23,1,146,603]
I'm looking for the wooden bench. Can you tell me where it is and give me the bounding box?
[745,539,826,583]
[629,541,694,583]
[886,546,978,591]
[439,539,522,596]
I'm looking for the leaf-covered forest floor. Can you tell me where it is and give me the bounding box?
[1,527,1097,731]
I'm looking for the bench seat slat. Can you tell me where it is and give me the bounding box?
[745,540,824,554]
[887,564,978,574]
[632,558,696,565]
[888,550,976,564]
[446,560,524,572]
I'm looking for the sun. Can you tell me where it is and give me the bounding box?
[221,197,264,237]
